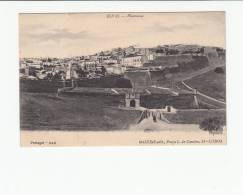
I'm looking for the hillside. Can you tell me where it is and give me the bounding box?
[184,66,226,101]
[20,93,141,130]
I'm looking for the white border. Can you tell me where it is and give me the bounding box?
[0,1,243,195]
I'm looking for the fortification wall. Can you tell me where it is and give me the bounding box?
[61,92,126,107]
[76,75,132,88]
[20,79,72,93]
[124,71,152,88]
[140,94,197,109]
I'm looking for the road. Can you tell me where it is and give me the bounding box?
[180,81,226,108]
[137,108,171,124]
[172,62,225,82]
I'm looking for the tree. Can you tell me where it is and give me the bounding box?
[166,49,179,55]
[29,67,37,77]
[214,67,225,74]
[52,72,62,81]
[199,117,224,132]
[46,72,53,80]
[200,47,205,54]
[76,68,87,78]
[101,66,106,75]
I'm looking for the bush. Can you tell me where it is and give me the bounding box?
[199,117,225,131]
[214,67,225,74]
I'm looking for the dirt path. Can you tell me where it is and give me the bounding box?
[129,117,200,131]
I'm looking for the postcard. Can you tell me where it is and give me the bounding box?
[19,12,226,146]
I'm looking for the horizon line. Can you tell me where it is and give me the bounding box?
[19,43,225,59]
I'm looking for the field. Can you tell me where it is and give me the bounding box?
[20,92,141,130]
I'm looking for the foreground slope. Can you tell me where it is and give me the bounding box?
[20,93,141,130]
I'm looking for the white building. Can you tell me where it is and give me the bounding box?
[204,47,218,57]
[28,63,42,69]
[66,63,80,79]
[121,55,148,68]
[103,59,118,65]
[83,60,98,71]
[66,63,72,79]
[105,65,126,75]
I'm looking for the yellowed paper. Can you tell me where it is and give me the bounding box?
[19,12,226,146]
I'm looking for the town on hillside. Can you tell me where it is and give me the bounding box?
[20,43,226,133]
[19,44,225,82]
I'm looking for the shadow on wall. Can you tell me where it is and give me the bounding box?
[124,71,152,88]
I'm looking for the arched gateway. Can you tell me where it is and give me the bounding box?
[125,92,140,108]
[130,99,136,107]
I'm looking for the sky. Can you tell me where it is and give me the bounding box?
[19,12,225,58]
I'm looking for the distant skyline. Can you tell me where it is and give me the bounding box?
[19,12,225,58]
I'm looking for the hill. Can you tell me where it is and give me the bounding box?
[20,93,141,130]
[184,66,226,101]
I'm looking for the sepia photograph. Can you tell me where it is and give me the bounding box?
[2,1,243,195]
[19,12,226,146]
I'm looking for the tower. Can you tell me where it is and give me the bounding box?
[66,63,72,80]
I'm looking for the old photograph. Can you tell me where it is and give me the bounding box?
[19,12,226,146]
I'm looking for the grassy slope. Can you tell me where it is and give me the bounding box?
[20,93,141,130]
[185,67,226,100]
[164,109,226,124]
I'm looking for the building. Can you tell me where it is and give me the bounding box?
[125,92,140,108]
[103,59,118,65]
[98,55,111,62]
[28,63,42,69]
[105,65,126,75]
[81,60,98,71]
[20,63,27,69]
[204,47,218,58]
[121,54,148,68]
[66,63,72,79]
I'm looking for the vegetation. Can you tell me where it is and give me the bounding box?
[214,67,225,74]
[76,68,88,78]
[166,49,179,55]
[199,117,225,131]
